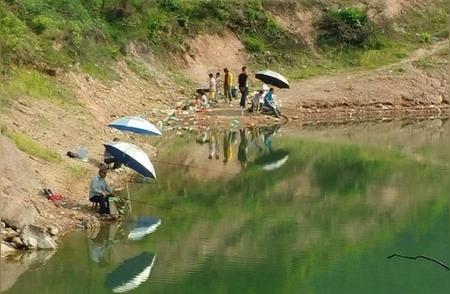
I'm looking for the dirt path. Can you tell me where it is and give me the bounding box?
[280,40,449,121]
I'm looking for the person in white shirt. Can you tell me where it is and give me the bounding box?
[208,73,216,103]
[215,72,221,98]
[251,90,264,114]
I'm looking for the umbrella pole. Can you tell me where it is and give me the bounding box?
[126,182,133,214]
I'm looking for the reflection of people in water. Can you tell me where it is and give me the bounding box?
[223,130,233,164]
[196,130,208,144]
[238,129,249,169]
[250,127,265,155]
[208,129,220,160]
[262,125,280,152]
[88,223,120,266]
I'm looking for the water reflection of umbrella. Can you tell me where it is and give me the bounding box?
[127,217,161,240]
[104,142,156,179]
[255,70,290,89]
[254,150,289,171]
[105,252,156,293]
[108,116,162,136]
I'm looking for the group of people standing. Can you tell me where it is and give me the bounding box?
[201,66,281,118]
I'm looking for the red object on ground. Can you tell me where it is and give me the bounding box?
[47,194,63,202]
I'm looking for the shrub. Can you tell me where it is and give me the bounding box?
[145,8,169,40]
[0,11,39,65]
[317,7,373,47]
[417,32,432,43]
[244,35,265,53]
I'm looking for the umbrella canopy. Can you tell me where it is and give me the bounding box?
[104,142,156,179]
[255,70,290,89]
[108,116,162,136]
[127,217,161,240]
[254,149,289,171]
[105,252,156,293]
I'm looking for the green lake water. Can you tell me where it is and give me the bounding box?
[2,119,449,293]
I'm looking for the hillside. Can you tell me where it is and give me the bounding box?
[0,0,449,250]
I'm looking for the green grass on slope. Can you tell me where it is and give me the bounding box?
[0,68,78,108]
[1,127,61,162]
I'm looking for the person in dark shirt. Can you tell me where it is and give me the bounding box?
[238,66,249,110]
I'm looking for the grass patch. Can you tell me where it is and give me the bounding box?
[275,41,413,80]
[80,62,119,81]
[0,69,78,107]
[167,68,195,89]
[125,58,155,81]
[67,164,88,177]
[414,57,438,69]
[400,0,449,40]
[2,128,61,162]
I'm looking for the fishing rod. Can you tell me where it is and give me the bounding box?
[152,159,238,176]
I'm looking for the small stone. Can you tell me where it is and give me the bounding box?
[27,237,38,249]
[48,227,59,236]
[12,236,23,246]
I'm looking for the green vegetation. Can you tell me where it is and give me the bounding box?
[1,127,61,162]
[317,7,373,47]
[0,68,78,107]
[125,58,155,81]
[0,0,448,84]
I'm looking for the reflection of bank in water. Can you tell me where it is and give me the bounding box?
[105,252,156,293]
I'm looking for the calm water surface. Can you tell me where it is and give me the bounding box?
[2,119,450,294]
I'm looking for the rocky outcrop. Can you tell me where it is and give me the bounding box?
[1,201,39,230]
[2,222,58,251]
[19,225,57,250]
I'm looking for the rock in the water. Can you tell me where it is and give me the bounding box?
[19,225,57,250]
[1,242,16,256]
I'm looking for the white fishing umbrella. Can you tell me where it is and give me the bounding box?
[103,142,156,179]
[108,116,162,136]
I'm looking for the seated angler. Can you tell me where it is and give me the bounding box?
[89,166,113,215]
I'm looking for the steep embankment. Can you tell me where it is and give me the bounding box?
[0,0,448,255]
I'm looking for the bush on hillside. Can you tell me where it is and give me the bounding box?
[244,35,265,53]
[317,7,374,47]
